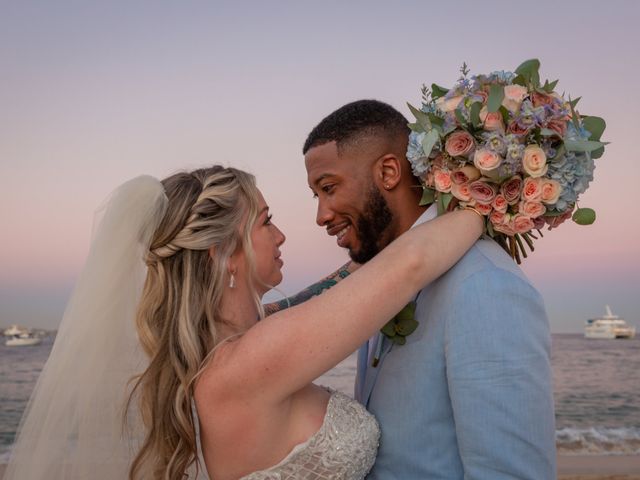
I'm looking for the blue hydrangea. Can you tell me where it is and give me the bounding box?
[407,131,430,177]
[546,150,595,211]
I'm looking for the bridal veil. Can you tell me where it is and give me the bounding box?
[5,176,168,479]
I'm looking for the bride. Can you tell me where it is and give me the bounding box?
[5,165,482,479]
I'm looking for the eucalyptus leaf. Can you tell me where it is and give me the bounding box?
[395,303,416,323]
[381,320,396,337]
[568,97,581,129]
[392,335,407,346]
[564,139,606,153]
[514,59,541,87]
[437,193,446,216]
[470,102,482,128]
[431,83,449,99]
[428,113,444,128]
[539,128,558,136]
[582,116,606,141]
[395,318,419,336]
[419,187,435,206]
[408,122,425,133]
[545,208,570,217]
[512,75,527,87]
[591,146,605,159]
[441,192,454,211]
[487,84,504,113]
[572,207,596,225]
[545,79,559,92]
[421,129,439,157]
[454,108,466,125]
[499,106,511,125]
[408,103,431,130]
[569,97,582,108]
[486,219,495,237]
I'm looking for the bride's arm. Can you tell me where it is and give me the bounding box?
[222,209,483,402]
[263,261,359,316]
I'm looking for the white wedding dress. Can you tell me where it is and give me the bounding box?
[238,390,380,480]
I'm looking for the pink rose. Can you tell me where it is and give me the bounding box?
[451,182,472,202]
[493,221,516,236]
[546,118,567,137]
[513,214,535,234]
[502,84,529,112]
[445,130,475,158]
[501,175,523,204]
[475,202,493,215]
[436,95,464,112]
[425,171,435,188]
[473,148,502,172]
[532,216,546,230]
[519,200,547,218]
[451,165,481,185]
[479,106,505,132]
[491,194,508,213]
[522,145,548,178]
[540,179,562,205]
[545,209,573,230]
[531,91,554,108]
[432,154,447,169]
[433,169,452,193]
[469,180,498,205]
[507,121,530,136]
[522,177,543,201]
[490,210,507,225]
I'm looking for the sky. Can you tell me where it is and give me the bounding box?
[1,0,639,333]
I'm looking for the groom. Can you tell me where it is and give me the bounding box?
[303,100,556,479]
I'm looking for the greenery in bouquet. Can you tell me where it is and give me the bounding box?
[406,59,607,263]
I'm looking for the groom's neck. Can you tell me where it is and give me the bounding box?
[387,187,429,240]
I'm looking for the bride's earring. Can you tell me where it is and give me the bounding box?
[229,271,236,288]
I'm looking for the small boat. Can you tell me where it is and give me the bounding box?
[3,324,43,346]
[585,306,636,339]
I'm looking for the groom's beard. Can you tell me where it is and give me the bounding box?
[349,185,394,264]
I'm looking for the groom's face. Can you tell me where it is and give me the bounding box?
[305,141,394,263]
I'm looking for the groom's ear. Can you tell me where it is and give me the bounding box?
[375,154,402,191]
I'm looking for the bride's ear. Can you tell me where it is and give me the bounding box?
[375,154,402,191]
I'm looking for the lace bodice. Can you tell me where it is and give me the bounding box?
[239,390,380,480]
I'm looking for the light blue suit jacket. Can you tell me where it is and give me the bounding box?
[355,238,556,479]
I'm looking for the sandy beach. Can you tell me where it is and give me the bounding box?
[1,455,639,479]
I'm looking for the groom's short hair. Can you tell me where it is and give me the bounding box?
[303,99,409,155]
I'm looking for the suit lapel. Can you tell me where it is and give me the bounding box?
[354,341,369,403]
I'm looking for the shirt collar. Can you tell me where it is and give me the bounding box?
[410,204,438,229]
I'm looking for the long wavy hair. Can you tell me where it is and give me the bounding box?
[126,165,263,479]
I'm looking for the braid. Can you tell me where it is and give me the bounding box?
[128,165,262,480]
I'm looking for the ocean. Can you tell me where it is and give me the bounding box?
[1,334,639,462]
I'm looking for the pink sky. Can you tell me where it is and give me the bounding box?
[1,1,639,332]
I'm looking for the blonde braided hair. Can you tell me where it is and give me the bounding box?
[127,165,262,480]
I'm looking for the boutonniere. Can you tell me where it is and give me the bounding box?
[372,302,418,366]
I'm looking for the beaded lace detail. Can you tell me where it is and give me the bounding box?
[239,390,380,480]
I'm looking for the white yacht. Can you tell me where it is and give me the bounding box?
[3,324,43,346]
[585,306,636,339]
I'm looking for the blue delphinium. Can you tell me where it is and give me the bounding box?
[517,100,546,129]
[483,131,508,156]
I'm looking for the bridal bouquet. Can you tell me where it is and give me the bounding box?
[406,59,607,262]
